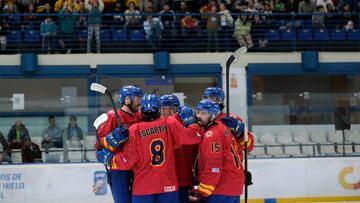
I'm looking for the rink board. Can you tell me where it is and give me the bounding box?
[0,157,359,203]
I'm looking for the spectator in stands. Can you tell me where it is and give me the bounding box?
[23,4,39,30]
[199,0,218,30]
[298,0,316,23]
[124,1,141,30]
[4,3,21,31]
[85,0,104,53]
[42,115,63,148]
[252,14,268,48]
[312,5,325,29]
[73,0,80,11]
[340,3,355,29]
[246,0,258,13]
[144,0,156,13]
[324,3,338,29]
[203,5,220,51]
[59,4,77,54]
[21,136,42,163]
[0,131,11,164]
[18,0,32,13]
[181,11,199,38]
[178,1,190,13]
[285,0,298,13]
[175,1,190,29]
[37,2,55,22]
[344,20,354,31]
[8,120,30,149]
[272,0,286,12]
[159,3,176,38]
[112,1,126,30]
[64,116,84,148]
[40,16,57,54]
[54,0,73,12]
[232,1,247,15]
[76,1,88,52]
[124,0,142,11]
[143,14,164,49]
[316,0,334,12]
[219,3,233,51]
[0,16,8,51]
[173,0,190,13]
[298,0,317,13]
[234,14,253,48]
[76,2,88,29]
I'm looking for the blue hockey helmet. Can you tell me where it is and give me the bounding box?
[119,85,143,104]
[195,99,220,120]
[140,94,160,114]
[168,94,180,108]
[202,87,225,104]
[159,94,180,108]
[159,95,173,107]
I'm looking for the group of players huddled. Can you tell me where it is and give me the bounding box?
[95,86,254,203]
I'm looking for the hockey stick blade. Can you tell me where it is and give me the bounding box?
[91,83,108,94]
[93,113,108,130]
[232,46,248,62]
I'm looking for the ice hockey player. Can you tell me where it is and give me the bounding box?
[202,87,254,181]
[190,99,245,203]
[96,94,202,203]
[159,94,199,203]
[96,85,143,203]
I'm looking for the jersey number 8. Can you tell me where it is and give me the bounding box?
[150,139,165,167]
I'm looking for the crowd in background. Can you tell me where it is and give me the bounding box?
[0,115,84,164]
[0,0,359,52]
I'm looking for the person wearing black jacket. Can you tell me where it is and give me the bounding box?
[8,120,30,149]
[21,136,42,163]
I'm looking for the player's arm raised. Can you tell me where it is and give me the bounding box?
[167,107,202,145]
[221,114,254,152]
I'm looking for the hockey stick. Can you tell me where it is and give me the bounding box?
[93,113,114,193]
[225,46,249,203]
[90,83,121,126]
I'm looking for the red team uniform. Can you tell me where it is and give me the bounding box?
[98,109,142,152]
[173,114,198,187]
[111,116,201,194]
[194,98,255,203]
[197,120,250,198]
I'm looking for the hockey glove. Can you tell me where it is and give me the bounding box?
[179,106,197,127]
[105,125,129,148]
[96,148,114,168]
[220,116,245,139]
[245,171,253,186]
[188,189,205,202]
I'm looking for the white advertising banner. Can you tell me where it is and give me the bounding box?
[248,157,360,199]
[0,158,359,203]
[0,163,113,203]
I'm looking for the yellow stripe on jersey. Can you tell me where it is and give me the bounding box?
[240,137,252,149]
[103,137,115,152]
[198,185,213,196]
[111,155,117,169]
[199,182,215,191]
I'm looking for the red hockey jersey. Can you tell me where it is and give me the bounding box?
[97,109,142,153]
[197,121,244,197]
[173,114,199,187]
[110,116,202,195]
